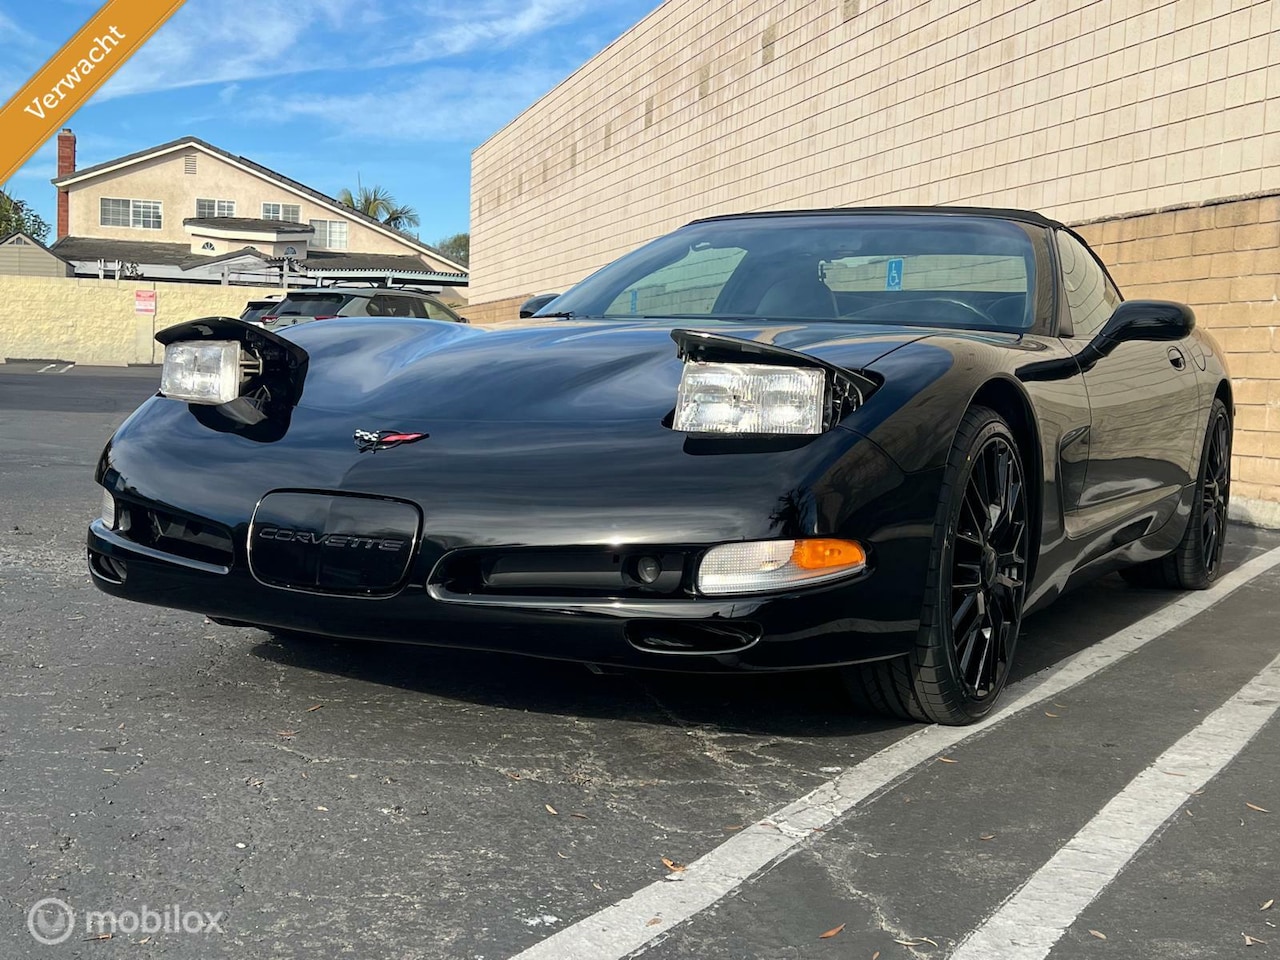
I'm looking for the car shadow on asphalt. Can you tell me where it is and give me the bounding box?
[246,527,1275,738]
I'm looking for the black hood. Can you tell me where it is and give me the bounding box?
[284,318,928,421]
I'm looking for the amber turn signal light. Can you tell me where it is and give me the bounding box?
[790,538,867,571]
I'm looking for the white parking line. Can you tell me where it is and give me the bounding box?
[508,548,1280,960]
[57,363,74,374]
[952,649,1280,960]
[36,363,56,373]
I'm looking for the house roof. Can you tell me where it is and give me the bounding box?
[183,216,314,234]
[49,235,468,283]
[51,235,195,266]
[51,135,467,272]
[267,250,469,285]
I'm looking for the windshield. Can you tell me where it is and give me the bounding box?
[269,293,353,317]
[544,214,1038,332]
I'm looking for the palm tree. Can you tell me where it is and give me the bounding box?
[337,178,420,231]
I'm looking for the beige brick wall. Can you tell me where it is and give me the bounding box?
[1078,193,1280,522]
[0,276,282,366]
[471,0,1279,303]
[465,295,529,325]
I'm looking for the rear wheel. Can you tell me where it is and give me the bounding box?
[1119,397,1231,590]
[845,406,1029,725]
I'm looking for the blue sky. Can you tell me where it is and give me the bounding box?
[0,0,658,245]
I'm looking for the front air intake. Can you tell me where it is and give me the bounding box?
[625,620,761,656]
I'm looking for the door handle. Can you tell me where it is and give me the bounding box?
[1168,347,1187,370]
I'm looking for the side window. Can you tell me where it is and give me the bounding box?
[604,245,747,316]
[1057,232,1120,338]
[421,298,456,322]
[366,295,389,316]
[399,297,429,319]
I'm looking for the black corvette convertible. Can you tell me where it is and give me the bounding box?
[88,207,1232,725]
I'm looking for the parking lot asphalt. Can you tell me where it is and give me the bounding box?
[1,363,1277,959]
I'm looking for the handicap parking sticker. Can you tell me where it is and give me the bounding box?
[886,258,904,291]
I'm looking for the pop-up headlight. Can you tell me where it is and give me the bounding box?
[674,362,826,435]
[160,340,241,405]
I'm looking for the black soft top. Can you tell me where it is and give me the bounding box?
[690,206,1066,231]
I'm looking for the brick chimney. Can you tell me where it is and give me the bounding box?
[56,128,76,239]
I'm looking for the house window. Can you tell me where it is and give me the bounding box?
[132,200,163,230]
[262,202,301,223]
[283,245,298,256]
[201,242,216,251]
[100,198,163,229]
[310,219,348,250]
[12,236,27,245]
[196,198,236,217]
[99,198,132,227]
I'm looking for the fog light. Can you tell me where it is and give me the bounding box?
[697,538,866,596]
[635,556,662,584]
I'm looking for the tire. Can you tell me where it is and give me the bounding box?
[845,405,1030,725]
[1119,397,1231,590]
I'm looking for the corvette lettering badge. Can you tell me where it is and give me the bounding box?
[354,429,429,453]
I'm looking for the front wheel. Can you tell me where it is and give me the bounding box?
[845,406,1030,725]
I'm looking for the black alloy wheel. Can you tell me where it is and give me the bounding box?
[1200,406,1230,578]
[1120,397,1232,590]
[949,432,1029,702]
[847,406,1029,725]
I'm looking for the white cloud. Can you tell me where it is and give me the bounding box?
[96,0,604,100]
[0,8,38,45]
[0,8,41,95]
[388,0,587,61]
[6,141,56,183]
[262,65,571,144]
[99,0,367,99]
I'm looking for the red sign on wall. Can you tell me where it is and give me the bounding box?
[134,290,156,315]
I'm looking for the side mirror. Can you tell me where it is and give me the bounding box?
[519,293,561,319]
[1097,300,1195,344]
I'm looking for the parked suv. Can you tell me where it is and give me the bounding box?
[240,294,283,324]
[263,288,466,328]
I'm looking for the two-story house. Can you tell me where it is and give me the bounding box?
[48,129,467,294]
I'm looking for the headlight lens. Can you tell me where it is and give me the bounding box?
[698,538,867,595]
[160,341,241,405]
[100,489,116,529]
[674,362,826,435]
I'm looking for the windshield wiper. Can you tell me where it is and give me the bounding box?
[638,314,759,321]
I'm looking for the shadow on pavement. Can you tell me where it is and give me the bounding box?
[247,528,1277,737]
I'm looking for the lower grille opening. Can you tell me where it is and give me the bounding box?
[436,547,694,599]
[89,550,127,583]
[118,503,235,567]
[626,620,761,655]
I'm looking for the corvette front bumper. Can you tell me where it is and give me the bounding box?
[87,519,920,672]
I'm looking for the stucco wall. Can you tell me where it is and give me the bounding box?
[0,276,282,366]
[470,0,1278,304]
